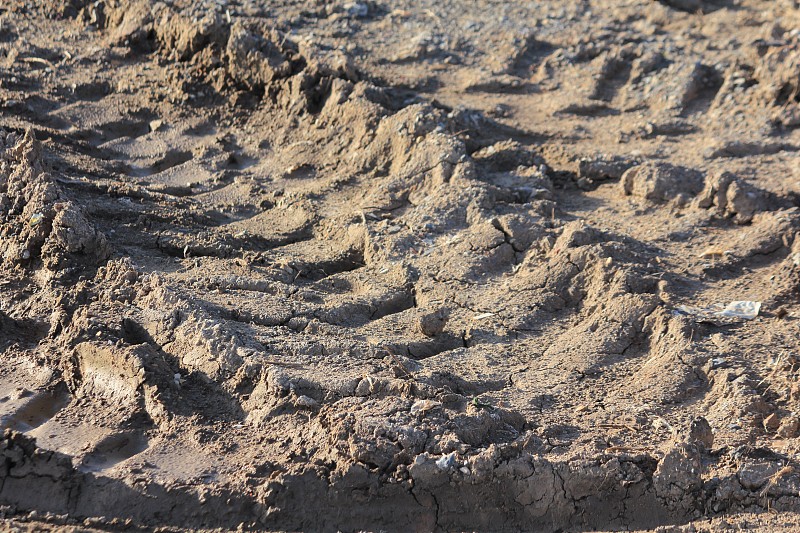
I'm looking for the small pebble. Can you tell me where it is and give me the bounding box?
[295,395,318,408]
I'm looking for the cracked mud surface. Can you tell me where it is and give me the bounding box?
[3,0,800,531]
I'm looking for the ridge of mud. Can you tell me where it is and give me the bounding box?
[0,130,109,281]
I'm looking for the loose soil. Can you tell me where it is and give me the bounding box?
[3,0,800,531]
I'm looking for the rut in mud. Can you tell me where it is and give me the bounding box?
[3,0,800,531]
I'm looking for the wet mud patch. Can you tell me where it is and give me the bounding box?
[0,386,71,433]
[78,430,149,472]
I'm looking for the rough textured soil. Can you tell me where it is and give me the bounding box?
[3,0,800,531]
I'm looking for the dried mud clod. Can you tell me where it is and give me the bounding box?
[225,23,300,92]
[696,170,775,224]
[416,307,450,337]
[620,161,704,206]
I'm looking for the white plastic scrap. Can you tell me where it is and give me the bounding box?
[716,301,761,319]
[435,452,457,470]
[675,300,761,322]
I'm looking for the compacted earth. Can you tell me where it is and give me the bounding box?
[3,0,800,531]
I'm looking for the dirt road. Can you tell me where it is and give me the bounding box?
[3,0,800,531]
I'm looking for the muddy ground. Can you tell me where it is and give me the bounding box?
[2,0,800,531]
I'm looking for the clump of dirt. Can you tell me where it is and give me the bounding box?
[4,0,800,531]
[696,170,775,224]
[620,162,704,205]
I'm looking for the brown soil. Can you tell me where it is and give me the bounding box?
[3,0,800,531]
